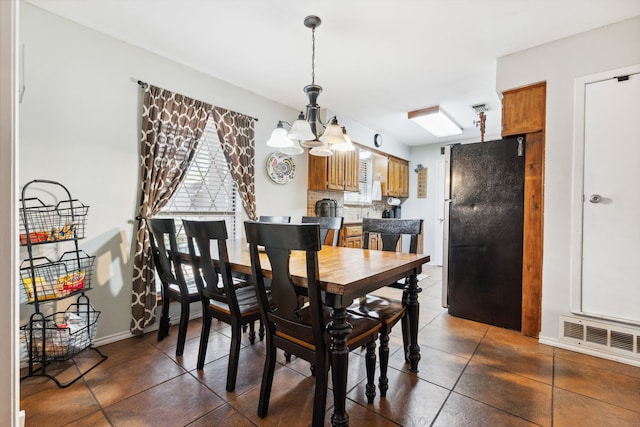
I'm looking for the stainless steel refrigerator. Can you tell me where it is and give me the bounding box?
[442,138,525,331]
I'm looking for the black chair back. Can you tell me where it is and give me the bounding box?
[147,218,180,287]
[362,218,423,253]
[258,215,291,223]
[147,217,199,356]
[182,220,239,311]
[182,219,262,389]
[245,221,324,354]
[301,216,343,246]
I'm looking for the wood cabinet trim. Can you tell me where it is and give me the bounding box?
[501,81,546,338]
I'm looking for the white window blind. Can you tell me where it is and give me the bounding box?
[160,117,241,241]
[344,158,372,204]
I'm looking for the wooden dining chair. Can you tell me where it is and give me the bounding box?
[245,221,381,426]
[258,215,291,223]
[147,218,200,357]
[348,217,423,397]
[182,219,263,392]
[301,216,344,246]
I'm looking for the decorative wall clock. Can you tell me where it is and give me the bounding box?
[374,133,383,147]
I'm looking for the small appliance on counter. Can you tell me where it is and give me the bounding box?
[315,198,337,217]
[383,197,401,218]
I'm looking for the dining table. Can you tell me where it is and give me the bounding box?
[207,239,430,427]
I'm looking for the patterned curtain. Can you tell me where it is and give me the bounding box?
[130,85,212,335]
[212,107,257,220]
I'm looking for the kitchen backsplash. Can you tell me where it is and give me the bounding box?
[307,190,389,222]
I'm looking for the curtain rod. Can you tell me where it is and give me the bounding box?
[135,79,258,121]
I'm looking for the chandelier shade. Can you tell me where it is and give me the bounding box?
[309,142,333,157]
[266,121,295,148]
[319,116,347,145]
[288,112,316,141]
[279,142,305,155]
[332,127,356,152]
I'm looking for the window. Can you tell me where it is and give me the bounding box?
[160,118,242,242]
[344,157,372,205]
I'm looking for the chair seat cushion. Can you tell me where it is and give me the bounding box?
[347,295,405,327]
[208,285,261,317]
[167,279,200,302]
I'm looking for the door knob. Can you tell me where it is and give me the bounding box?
[589,194,602,204]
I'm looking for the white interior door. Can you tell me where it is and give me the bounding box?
[581,71,640,323]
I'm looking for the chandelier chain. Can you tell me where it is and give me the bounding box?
[311,26,316,85]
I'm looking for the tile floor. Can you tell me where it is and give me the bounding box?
[20,266,640,426]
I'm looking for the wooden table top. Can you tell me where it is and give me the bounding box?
[223,239,430,300]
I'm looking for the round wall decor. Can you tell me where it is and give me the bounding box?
[266,152,296,184]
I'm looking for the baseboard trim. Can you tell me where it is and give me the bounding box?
[93,308,204,348]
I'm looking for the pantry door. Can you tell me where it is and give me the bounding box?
[577,68,640,324]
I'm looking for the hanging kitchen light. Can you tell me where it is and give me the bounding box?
[268,15,348,156]
[331,126,356,152]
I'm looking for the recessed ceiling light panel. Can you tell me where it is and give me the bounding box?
[408,106,462,137]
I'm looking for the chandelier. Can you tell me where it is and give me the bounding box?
[266,15,355,156]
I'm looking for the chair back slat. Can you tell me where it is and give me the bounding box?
[183,220,239,309]
[245,221,324,346]
[301,216,343,246]
[362,218,423,254]
[147,218,180,285]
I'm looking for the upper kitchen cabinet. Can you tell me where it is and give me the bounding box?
[373,155,409,198]
[308,149,359,192]
[501,82,546,136]
[387,156,409,197]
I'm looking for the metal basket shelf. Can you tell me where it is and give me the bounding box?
[19,197,89,246]
[22,303,100,362]
[19,250,95,304]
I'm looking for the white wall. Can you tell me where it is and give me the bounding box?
[17,3,306,341]
[496,16,640,352]
[402,142,446,261]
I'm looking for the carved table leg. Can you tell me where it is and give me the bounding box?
[405,272,422,372]
[326,307,352,427]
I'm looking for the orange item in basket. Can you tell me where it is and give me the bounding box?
[19,231,50,245]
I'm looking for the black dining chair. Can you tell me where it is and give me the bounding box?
[147,218,200,357]
[182,219,263,392]
[245,221,381,426]
[258,215,291,223]
[348,217,423,398]
[301,216,344,246]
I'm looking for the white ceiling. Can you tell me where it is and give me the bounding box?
[25,0,640,146]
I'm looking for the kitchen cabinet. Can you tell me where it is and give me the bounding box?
[339,223,363,248]
[373,155,409,198]
[339,223,418,252]
[396,158,409,198]
[502,82,546,136]
[308,149,359,192]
